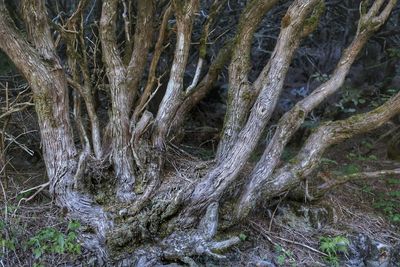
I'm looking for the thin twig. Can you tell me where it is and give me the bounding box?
[250,220,328,257]
[186,58,204,94]
[14,182,50,216]
[0,168,8,257]
[137,73,165,116]
[268,191,289,231]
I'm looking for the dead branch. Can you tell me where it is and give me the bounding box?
[316,168,400,196]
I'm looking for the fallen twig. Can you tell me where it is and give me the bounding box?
[250,220,328,257]
[14,182,50,215]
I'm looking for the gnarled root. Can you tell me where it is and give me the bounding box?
[115,202,240,266]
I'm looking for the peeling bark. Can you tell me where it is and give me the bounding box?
[0,2,110,259]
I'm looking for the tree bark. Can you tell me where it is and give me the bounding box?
[236,0,397,217]
[216,0,279,160]
[0,1,111,259]
[100,0,137,200]
[152,0,199,150]
[184,0,323,218]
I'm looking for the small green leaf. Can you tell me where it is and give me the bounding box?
[239,233,247,241]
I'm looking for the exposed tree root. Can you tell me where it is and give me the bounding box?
[114,202,240,266]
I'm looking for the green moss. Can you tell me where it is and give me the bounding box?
[134,181,144,194]
[302,0,325,36]
[199,36,207,58]
[241,90,253,102]
[360,0,369,16]
[94,192,107,204]
[297,109,306,120]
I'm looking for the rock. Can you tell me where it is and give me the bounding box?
[347,235,395,267]
[347,233,372,266]
[390,242,400,266]
[345,234,398,267]
[274,202,335,231]
[254,259,276,267]
[365,241,391,267]
[296,205,332,230]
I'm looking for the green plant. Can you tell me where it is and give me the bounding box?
[387,178,400,185]
[0,212,19,257]
[340,163,360,175]
[320,158,338,166]
[371,87,400,108]
[311,72,330,83]
[373,192,400,223]
[27,220,81,261]
[238,233,247,241]
[334,86,366,113]
[387,48,400,59]
[319,236,349,266]
[345,150,378,162]
[0,219,16,255]
[274,245,296,267]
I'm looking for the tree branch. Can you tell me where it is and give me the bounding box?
[261,90,400,208]
[126,0,154,102]
[185,0,227,95]
[217,0,279,159]
[236,0,397,218]
[169,40,234,138]
[133,5,172,122]
[152,0,199,150]
[62,0,103,158]
[315,168,400,198]
[182,0,323,219]
[21,0,58,61]
[100,0,136,201]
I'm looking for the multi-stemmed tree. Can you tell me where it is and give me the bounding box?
[0,0,398,264]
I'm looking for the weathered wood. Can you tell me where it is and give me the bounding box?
[184,0,323,217]
[236,0,397,218]
[262,89,400,201]
[100,0,136,201]
[152,0,199,150]
[0,1,111,260]
[217,0,280,160]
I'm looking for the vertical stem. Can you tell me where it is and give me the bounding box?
[152,0,199,150]
[100,0,136,200]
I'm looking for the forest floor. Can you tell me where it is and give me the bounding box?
[1,126,400,266]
